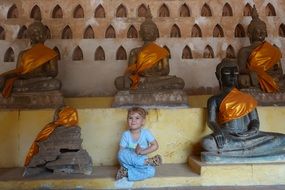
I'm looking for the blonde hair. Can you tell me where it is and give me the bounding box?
[127,107,148,119]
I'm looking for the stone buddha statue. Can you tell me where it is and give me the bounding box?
[237,5,284,93]
[114,6,185,91]
[201,58,285,162]
[0,16,61,98]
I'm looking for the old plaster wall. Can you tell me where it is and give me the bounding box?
[0,0,285,96]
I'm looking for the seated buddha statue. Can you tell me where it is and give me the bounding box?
[237,5,284,93]
[114,6,184,91]
[201,58,285,157]
[0,16,61,98]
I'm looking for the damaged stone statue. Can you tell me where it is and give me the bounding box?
[23,105,93,176]
[201,58,285,163]
[113,6,187,107]
[0,14,62,108]
[237,5,285,105]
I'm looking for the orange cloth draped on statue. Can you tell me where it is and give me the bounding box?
[127,42,169,89]
[218,88,257,124]
[24,106,78,167]
[248,41,282,93]
[1,43,57,97]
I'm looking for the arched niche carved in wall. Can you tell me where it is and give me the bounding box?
[138,4,147,17]
[62,25,72,39]
[4,47,15,62]
[0,26,5,40]
[180,4,190,17]
[72,46,83,61]
[265,3,276,16]
[213,24,224,37]
[52,5,63,18]
[191,24,202,37]
[84,25,95,39]
[170,24,181,38]
[243,3,252,16]
[116,46,127,60]
[95,46,105,60]
[222,3,233,16]
[234,24,245,37]
[127,25,138,38]
[279,23,285,37]
[30,5,42,19]
[159,4,170,17]
[7,4,18,18]
[45,25,51,39]
[74,4,84,18]
[201,3,212,17]
[203,45,214,58]
[53,47,61,60]
[17,26,28,39]
[105,25,116,38]
[95,5,105,18]
[182,45,193,59]
[116,4,127,17]
[163,45,171,58]
[226,45,236,58]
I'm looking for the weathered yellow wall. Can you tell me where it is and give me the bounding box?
[1,103,285,168]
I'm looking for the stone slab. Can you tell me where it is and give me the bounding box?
[112,90,189,107]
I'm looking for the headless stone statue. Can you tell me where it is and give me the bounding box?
[237,6,285,95]
[0,14,63,108]
[201,58,285,163]
[113,6,187,107]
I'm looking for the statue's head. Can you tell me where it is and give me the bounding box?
[27,13,47,44]
[216,58,239,89]
[139,6,159,42]
[247,5,267,43]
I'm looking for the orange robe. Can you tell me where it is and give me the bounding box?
[218,88,257,124]
[1,43,57,97]
[127,43,169,89]
[248,41,282,93]
[24,106,79,167]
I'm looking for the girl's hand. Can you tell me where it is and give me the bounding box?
[135,144,143,155]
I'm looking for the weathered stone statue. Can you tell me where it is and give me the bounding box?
[201,58,285,163]
[0,15,62,108]
[23,106,93,176]
[113,6,187,107]
[237,5,285,105]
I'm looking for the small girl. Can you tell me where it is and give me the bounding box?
[116,107,162,181]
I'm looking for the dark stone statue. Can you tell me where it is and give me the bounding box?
[201,58,285,163]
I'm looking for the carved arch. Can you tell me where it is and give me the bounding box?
[53,47,61,60]
[95,46,105,60]
[62,25,73,39]
[180,4,190,17]
[116,46,127,60]
[73,4,84,18]
[45,25,51,39]
[203,45,214,58]
[138,4,147,17]
[234,24,245,37]
[95,5,105,18]
[226,45,236,58]
[17,26,28,39]
[30,5,42,19]
[265,3,276,16]
[105,25,116,38]
[0,26,5,40]
[72,46,83,61]
[201,3,212,17]
[84,25,95,39]
[163,46,171,58]
[52,5,63,18]
[213,24,224,37]
[116,4,127,17]
[182,46,193,59]
[222,3,233,16]
[279,23,285,37]
[159,4,170,17]
[7,4,18,18]
[243,3,252,16]
[170,24,181,37]
[191,24,202,37]
[4,47,15,62]
[127,25,138,38]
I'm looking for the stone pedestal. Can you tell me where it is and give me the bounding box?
[112,90,189,107]
[241,88,285,106]
[0,90,64,109]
